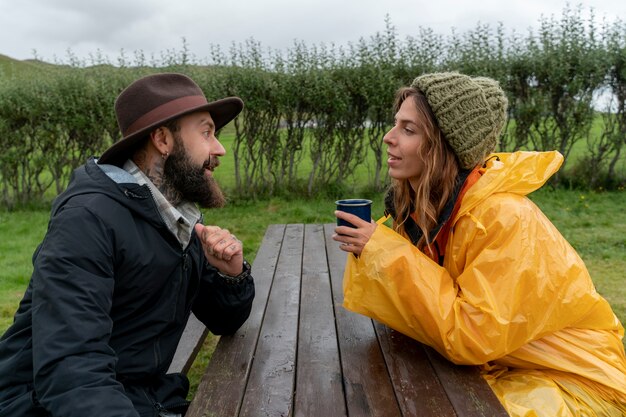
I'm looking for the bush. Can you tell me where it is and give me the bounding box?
[1,7,625,207]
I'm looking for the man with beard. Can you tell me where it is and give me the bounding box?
[0,73,255,417]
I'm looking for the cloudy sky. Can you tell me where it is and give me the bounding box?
[0,0,624,63]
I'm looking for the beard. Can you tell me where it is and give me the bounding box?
[163,135,226,208]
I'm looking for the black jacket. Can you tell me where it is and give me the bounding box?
[0,158,255,417]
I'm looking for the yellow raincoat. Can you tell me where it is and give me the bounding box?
[343,151,626,416]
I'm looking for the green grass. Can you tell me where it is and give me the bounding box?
[212,127,388,194]
[1,119,625,397]
[1,123,625,396]
[212,117,626,199]
[0,210,49,329]
[1,191,623,332]
[2,52,624,400]
[0,53,63,79]
[1,190,624,397]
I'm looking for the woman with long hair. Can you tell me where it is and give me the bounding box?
[334,72,626,416]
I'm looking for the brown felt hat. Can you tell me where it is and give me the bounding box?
[99,73,243,165]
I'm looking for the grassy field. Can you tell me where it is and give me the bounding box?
[1,53,625,401]
[1,189,624,332]
[1,54,625,391]
[1,189,625,397]
[210,119,626,196]
[1,120,625,396]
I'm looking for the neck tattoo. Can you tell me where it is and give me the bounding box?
[135,153,183,206]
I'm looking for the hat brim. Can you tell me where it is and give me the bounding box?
[98,97,243,166]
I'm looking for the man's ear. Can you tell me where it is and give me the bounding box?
[149,126,173,156]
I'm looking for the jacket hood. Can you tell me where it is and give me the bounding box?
[51,158,162,227]
[457,151,564,220]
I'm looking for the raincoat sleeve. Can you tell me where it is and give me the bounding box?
[343,192,606,365]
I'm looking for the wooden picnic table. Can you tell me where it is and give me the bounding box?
[186,223,508,417]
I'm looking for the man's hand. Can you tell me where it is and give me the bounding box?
[194,223,244,276]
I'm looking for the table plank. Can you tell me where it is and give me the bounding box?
[186,224,285,417]
[324,224,402,417]
[238,224,304,417]
[294,224,347,417]
[373,322,456,417]
[424,347,509,417]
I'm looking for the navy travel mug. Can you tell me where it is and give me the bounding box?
[336,199,372,228]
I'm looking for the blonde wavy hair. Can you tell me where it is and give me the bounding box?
[390,87,461,247]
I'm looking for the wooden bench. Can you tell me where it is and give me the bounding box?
[168,313,208,375]
[175,224,509,417]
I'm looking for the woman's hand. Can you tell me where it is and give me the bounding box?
[333,210,377,256]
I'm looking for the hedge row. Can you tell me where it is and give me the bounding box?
[0,6,624,206]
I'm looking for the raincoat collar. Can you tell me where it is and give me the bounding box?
[456,151,564,222]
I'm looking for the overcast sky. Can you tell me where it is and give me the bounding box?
[0,0,624,64]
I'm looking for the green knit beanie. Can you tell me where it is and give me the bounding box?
[411,72,508,169]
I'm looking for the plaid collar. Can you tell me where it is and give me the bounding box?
[123,160,201,248]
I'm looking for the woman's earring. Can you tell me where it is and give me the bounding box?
[162,152,168,160]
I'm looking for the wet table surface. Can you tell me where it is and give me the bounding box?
[187,224,508,417]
